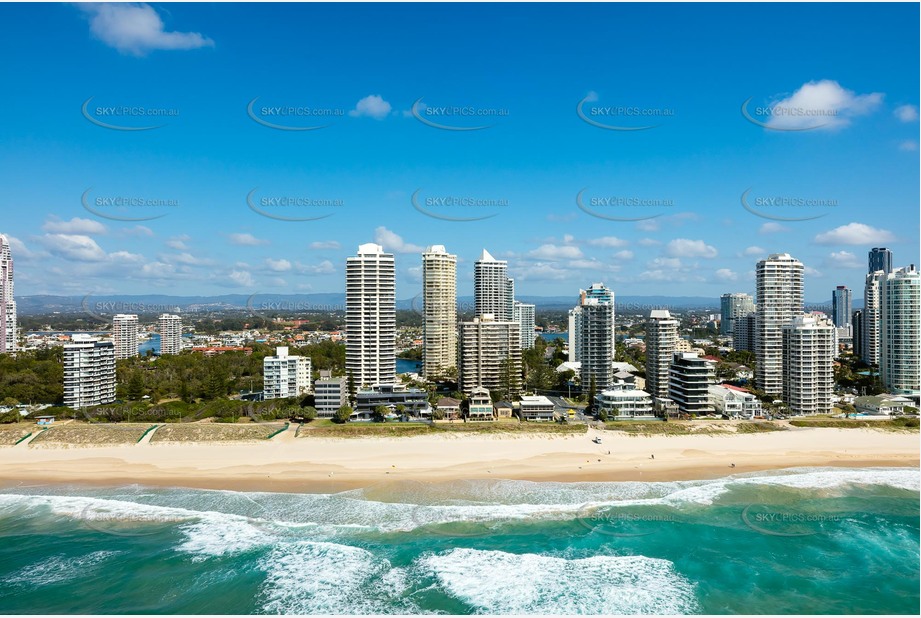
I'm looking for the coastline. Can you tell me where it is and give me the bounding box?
[0,427,917,493]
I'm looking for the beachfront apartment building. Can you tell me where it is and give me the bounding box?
[112,314,139,359]
[0,234,16,353]
[158,314,182,356]
[467,387,494,421]
[880,265,921,396]
[668,352,716,416]
[458,314,522,397]
[422,245,458,379]
[346,243,396,388]
[263,346,312,400]
[574,288,614,393]
[519,394,555,421]
[645,309,679,400]
[314,370,348,417]
[63,334,116,409]
[782,314,836,416]
[720,293,755,336]
[512,301,536,350]
[755,253,804,397]
[708,384,763,418]
[862,270,885,365]
[596,381,654,418]
[353,384,430,419]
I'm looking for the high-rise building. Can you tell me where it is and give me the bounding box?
[668,352,715,416]
[880,266,921,396]
[831,286,852,328]
[263,346,312,399]
[0,234,16,353]
[567,307,582,362]
[458,314,521,396]
[574,285,614,393]
[755,253,804,396]
[862,270,885,365]
[732,313,757,353]
[158,314,182,356]
[782,314,835,415]
[720,293,755,336]
[346,243,396,388]
[645,309,679,399]
[314,370,349,418]
[422,245,457,379]
[63,334,116,409]
[474,249,513,321]
[512,301,536,350]
[112,314,139,360]
[852,309,864,359]
[869,247,893,275]
[582,282,616,349]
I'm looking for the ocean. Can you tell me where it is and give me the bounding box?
[0,467,917,614]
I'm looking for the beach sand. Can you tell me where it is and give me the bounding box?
[0,425,917,492]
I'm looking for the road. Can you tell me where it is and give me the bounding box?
[545,395,590,421]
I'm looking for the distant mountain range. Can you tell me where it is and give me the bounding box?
[16,293,857,316]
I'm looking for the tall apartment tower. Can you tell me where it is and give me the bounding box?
[0,234,16,353]
[668,352,715,416]
[458,314,522,396]
[575,285,614,393]
[862,271,885,365]
[568,307,582,362]
[512,301,536,350]
[63,334,116,409]
[263,346,312,399]
[831,286,852,328]
[852,309,864,359]
[869,247,893,275]
[732,313,757,353]
[880,266,921,396]
[755,253,804,397]
[158,314,182,356]
[421,245,458,379]
[474,249,513,320]
[346,243,396,388]
[782,314,836,415]
[720,293,755,336]
[112,314,139,360]
[645,309,679,399]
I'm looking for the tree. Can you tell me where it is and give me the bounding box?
[597,408,609,422]
[373,405,389,422]
[127,372,145,401]
[587,374,597,414]
[303,406,318,422]
[332,405,352,424]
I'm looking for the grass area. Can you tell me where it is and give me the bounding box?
[151,422,286,442]
[0,425,33,446]
[736,422,787,433]
[295,419,585,438]
[30,423,152,446]
[600,421,715,435]
[789,417,919,431]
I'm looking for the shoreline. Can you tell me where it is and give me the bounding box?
[0,427,917,493]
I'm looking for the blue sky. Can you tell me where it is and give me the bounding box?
[0,2,918,302]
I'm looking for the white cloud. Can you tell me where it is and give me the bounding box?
[373,227,423,253]
[647,257,683,270]
[814,222,895,245]
[349,95,392,119]
[665,238,718,258]
[613,250,634,260]
[228,232,269,246]
[297,260,335,275]
[636,219,659,232]
[120,225,154,237]
[265,258,292,272]
[161,252,213,266]
[309,240,341,250]
[899,140,918,152]
[638,238,661,247]
[2,235,42,259]
[714,268,738,282]
[80,3,214,56]
[894,104,919,122]
[759,222,789,234]
[529,244,583,260]
[587,236,628,248]
[764,80,883,130]
[228,270,255,287]
[166,235,190,250]
[42,216,107,235]
[40,234,107,262]
[743,246,766,256]
[568,258,613,271]
[804,266,823,277]
[826,251,863,269]
[514,262,571,281]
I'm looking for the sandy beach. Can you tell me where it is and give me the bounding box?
[0,424,917,492]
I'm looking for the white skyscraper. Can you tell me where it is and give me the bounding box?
[158,314,182,355]
[474,249,513,320]
[782,314,836,415]
[880,266,921,396]
[458,314,521,396]
[263,346,312,399]
[568,307,582,362]
[645,309,679,400]
[346,243,396,388]
[512,301,536,350]
[112,314,139,360]
[63,335,116,409]
[862,270,885,365]
[422,245,457,379]
[0,234,17,353]
[755,253,804,397]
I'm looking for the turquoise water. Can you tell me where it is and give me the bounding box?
[0,468,918,614]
